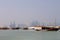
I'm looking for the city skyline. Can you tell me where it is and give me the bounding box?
[0,0,60,26]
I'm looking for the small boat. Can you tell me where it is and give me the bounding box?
[23,27,28,30]
[36,29,40,31]
[35,29,41,31]
[57,30,60,32]
[11,27,20,30]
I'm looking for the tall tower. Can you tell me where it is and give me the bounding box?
[9,21,16,28]
[12,21,16,28]
[9,22,13,27]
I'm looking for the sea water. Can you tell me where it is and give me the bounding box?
[0,30,60,40]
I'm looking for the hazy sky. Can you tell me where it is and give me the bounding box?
[0,0,60,26]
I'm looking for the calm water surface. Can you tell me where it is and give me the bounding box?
[0,30,60,40]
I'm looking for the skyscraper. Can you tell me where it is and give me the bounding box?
[9,21,16,28]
